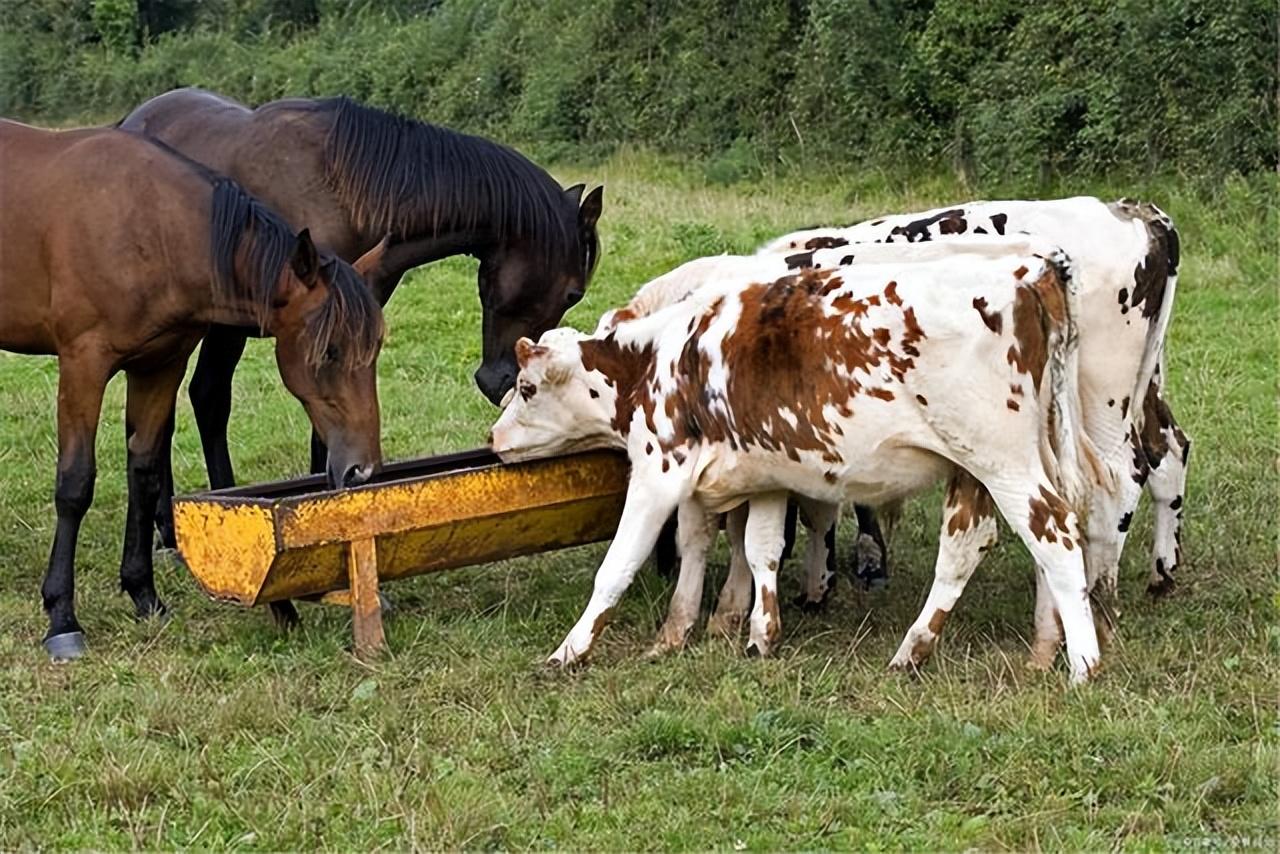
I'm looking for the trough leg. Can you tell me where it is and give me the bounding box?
[347,537,386,659]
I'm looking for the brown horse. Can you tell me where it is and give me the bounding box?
[121,88,603,539]
[0,119,386,660]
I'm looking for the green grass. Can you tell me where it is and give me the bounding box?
[0,152,1276,850]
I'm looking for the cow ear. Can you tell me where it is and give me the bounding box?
[563,183,585,206]
[290,228,320,288]
[579,186,603,230]
[515,337,547,369]
[353,234,392,281]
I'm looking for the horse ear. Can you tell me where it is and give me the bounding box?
[290,228,320,288]
[563,183,585,206]
[579,186,604,230]
[353,234,392,282]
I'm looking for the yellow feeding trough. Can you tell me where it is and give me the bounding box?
[172,449,628,657]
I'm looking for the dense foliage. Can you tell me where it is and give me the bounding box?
[1,0,1275,181]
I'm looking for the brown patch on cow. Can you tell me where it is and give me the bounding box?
[972,297,1002,333]
[915,394,928,406]
[760,586,781,644]
[1062,536,1074,551]
[945,470,994,536]
[1006,262,1068,392]
[824,471,837,483]
[804,235,849,250]
[884,281,902,306]
[610,307,637,325]
[590,607,616,645]
[672,449,686,465]
[661,458,670,472]
[644,441,653,455]
[1010,383,1023,396]
[665,266,927,459]
[1013,265,1029,279]
[868,387,895,401]
[1027,485,1072,543]
[1139,383,1177,467]
[927,608,949,634]
[1007,398,1020,411]
[580,334,657,435]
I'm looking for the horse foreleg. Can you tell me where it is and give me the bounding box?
[120,361,191,621]
[189,325,247,490]
[42,353,111,661]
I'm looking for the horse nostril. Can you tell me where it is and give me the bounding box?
[343,463,374,488]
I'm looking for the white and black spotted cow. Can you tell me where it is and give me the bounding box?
[757,198,1184,665]
[491,243,1110,683]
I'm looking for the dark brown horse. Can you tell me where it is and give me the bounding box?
[0,119,386,660]
[121,88,603,541]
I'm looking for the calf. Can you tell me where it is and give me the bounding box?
[491,245,1108,683]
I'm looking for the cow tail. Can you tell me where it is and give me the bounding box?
[1042,250,1112,531]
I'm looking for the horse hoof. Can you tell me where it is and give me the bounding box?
[44,631,87,663]
[134,596,169,622]
[1146,578,1175,598]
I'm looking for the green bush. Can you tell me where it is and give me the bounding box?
[1,0,1274,181]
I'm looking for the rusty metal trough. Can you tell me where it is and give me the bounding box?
[172,449,628,657]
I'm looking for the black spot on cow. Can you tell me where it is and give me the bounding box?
[1182,439,1191,464]
[1118,287,1129,305]
[1121,396,1130,417]
[839,254,854,265]
[804,235,850,250]
[870,219,885,226]
[973,226,987,234]
[1107,398,1115,407]
[889,208,967,243]
[785,251,816,270]
[990,213,1008,235]
[589,388,600,399]
[1170,495,1182,510]
[1118,512,1133,533]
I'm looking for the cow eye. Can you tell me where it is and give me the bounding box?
[519,380,537,401]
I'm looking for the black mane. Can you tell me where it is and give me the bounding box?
[319,97,578,266]
[209,178,382,368]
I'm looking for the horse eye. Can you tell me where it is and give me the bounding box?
[566,289,585,307]
[325,344,342,363]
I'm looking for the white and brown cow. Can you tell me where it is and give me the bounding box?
[491,244,1109,683]
[759,197,1183,662]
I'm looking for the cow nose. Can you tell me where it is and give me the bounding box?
[342,463,374,488]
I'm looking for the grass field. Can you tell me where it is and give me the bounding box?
[0,152,1276,850]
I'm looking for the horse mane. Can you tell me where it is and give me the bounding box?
[319,97,577,264]
[209,178,382,369]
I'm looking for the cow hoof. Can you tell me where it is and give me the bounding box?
[706,613,744,638]
[794,593,827,614]
[44,631,87,663]
[1026,642,1058,672]
[1146,577,1175,598]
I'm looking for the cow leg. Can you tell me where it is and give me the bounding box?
[744,493,789,658]
[993,478,1101,684]
[647,499,717,657]
[1143,385,1190,597]
[890,471,997,672]
[707,504,751,637]
[547,470,686,667]
[853,504,890,589]
[794,498,840,611]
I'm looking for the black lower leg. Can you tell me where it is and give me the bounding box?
[121,446,167,619]
[853,504,889,587]
[42,460,94,644]
[153,410,178,549]
[653,513,678,579]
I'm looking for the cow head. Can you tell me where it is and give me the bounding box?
[488,328,621,462]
